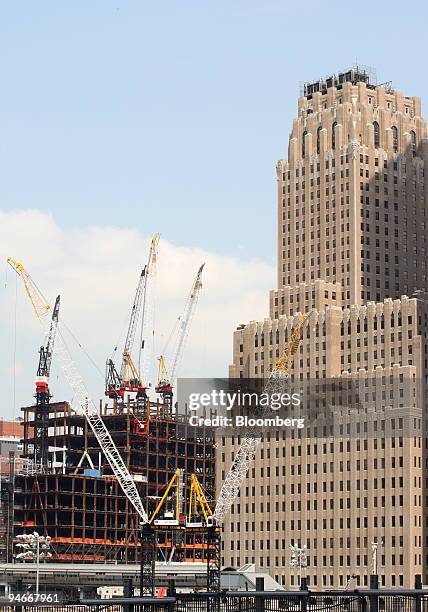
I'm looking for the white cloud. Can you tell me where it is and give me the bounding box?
[0,210,274,419]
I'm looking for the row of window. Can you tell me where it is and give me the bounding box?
[227,534,410,552]
[221,456,407,482]
[226,448,407,468]
[284,157,407,180]
[302,123,416,157]
[229,514,409,532]
[252,313,410,348]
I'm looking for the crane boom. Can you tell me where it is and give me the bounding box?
[170,263,204,383]
[53,333,149,523]
[7,258,149,524]
[121,232,160,383]
[138,233,160,383]
[120,266,146,382]
[156,264,204,405]
[212,312,310,524]
[7,258,50,319]
[105,233,160,398]
[37,295,60,383]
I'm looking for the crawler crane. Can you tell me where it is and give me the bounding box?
[9,256,310,593]
[207,312,311,590]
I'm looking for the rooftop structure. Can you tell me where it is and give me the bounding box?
[303,66,378,98]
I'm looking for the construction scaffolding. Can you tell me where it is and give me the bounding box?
[12,398,216,564]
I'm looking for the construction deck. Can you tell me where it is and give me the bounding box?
[11,398,215,563]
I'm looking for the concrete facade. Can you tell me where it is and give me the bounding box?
[0,420,23,475]
[219,68,428,589]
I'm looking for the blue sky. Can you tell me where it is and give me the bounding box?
[1,0,428,417]
[1,0,426,266]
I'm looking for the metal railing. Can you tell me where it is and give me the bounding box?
[1,589,428,612]
[0,596,174,611]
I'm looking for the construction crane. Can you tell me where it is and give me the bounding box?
[188,475,220,591]
[105,233,160,400]
[34,295,61,468]
[7,258,155,590]
[149,469,218,589]
[205,312,311,590]
[156,263,204,408]
[213,312,309,524]
[7,258,61,469]
[138,233,160,385]
[187,473,213,527]
[150,468,184,529]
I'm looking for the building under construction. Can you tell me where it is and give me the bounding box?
[9,397,215,564]
[3,249,220,583]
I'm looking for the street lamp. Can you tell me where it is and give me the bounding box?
[370,539,383,576]
[290,544,308,588]
[15,532,52,594]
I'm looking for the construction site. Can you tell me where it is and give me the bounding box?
[0,238,224,594]
[13,397,216,564]
[0,234,310,598]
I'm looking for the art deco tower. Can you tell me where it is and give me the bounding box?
[219,68,428,589]
[276,68,427,309]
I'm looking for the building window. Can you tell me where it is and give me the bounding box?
[302,130,307,158]
[411,130,416,157]
[392,126,398,153]
[332,122,337,150]
[373,122,380,148]
[317,126,322,155]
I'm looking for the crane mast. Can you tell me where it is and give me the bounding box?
[33,295,60,468]
[36,295,60,397]
[156,263,204,407]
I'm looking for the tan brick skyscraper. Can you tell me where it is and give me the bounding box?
[219,68,428,589]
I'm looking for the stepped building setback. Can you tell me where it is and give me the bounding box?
[221,67,428,588]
